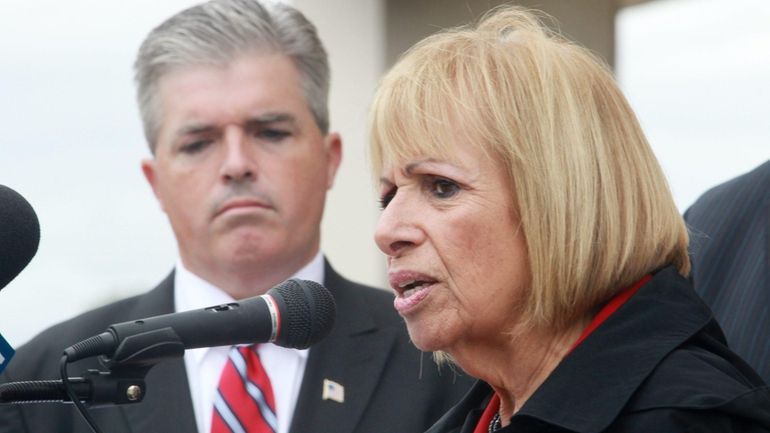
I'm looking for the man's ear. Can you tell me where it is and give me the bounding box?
[141,158,165,211]
[323,132,343,189]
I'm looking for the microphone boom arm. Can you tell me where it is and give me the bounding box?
[0,369,146,408]
[0,328,187,408]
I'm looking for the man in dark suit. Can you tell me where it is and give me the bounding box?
[685,159,770,382]
[0,1,471,432]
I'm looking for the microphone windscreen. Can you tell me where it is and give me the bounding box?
[0,185,40,290]
[269,279,336,349]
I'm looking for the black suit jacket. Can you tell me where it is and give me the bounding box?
[684,159,770,382]
[0,261,472,433]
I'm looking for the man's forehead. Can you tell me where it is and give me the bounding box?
[154,55,311,138]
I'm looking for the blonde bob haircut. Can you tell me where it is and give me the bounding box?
[369,6,690,330]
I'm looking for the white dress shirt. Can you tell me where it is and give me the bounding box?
[174,252,325,433]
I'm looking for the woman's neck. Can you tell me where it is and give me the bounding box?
[453,318,589,425]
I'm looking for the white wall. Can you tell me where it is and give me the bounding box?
[297,0,388,290]
[0,1,196,346]
[618,0,770,210]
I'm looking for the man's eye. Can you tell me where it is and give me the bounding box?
[257,128,291,141]
[431,178,460,199]
[180,140,211,154]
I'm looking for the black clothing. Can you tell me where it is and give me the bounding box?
[427,267,770,433]
[685,159,770,381]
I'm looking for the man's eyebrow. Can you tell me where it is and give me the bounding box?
[175,123,216,139]
[245,113,297,128]
[171,113,298,141]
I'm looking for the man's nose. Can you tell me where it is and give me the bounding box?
[219,130,255,182]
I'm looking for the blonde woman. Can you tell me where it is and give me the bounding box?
[370,7,770,433]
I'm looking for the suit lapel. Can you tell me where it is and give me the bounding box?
[117,272,199,433]
[288,262,399,433]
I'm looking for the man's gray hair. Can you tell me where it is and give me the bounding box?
[134,0,330,152]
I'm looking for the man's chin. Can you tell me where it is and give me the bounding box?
[223,235,278,258]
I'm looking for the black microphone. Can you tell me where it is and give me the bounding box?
[0,279,336,405]
[0,185,40,291]
[0,185,40,373]
[64,278,336,364]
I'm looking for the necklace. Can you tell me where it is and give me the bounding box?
[488,412,502,432]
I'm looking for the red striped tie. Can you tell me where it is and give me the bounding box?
[211,345,277,433]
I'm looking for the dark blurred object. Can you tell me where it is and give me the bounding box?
[0,185,40,290]
[685,159,770,382]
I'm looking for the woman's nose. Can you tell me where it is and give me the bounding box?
[374,193,424,257]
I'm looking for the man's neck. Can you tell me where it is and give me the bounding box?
[175,252,326,304]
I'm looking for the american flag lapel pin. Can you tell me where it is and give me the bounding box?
[322,378,345,403]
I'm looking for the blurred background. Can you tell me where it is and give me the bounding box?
[1,0,768,346]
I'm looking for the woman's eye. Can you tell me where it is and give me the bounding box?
[431,177,460,199]
[379,187,396,209]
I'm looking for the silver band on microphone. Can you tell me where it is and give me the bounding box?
[261,294,281,343]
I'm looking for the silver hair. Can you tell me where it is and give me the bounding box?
[134,0,330,152]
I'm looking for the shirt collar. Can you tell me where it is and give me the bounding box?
[174,251,325,364]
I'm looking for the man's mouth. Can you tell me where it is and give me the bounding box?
[215,198,269,217]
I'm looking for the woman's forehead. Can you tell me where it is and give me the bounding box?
[379,142,500,179]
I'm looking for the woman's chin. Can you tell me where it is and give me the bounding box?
[406,324,451,353]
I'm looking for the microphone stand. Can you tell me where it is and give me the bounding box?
[0,369,146,407]
[0,327,187,432]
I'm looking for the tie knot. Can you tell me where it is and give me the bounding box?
[235,344,258,357]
